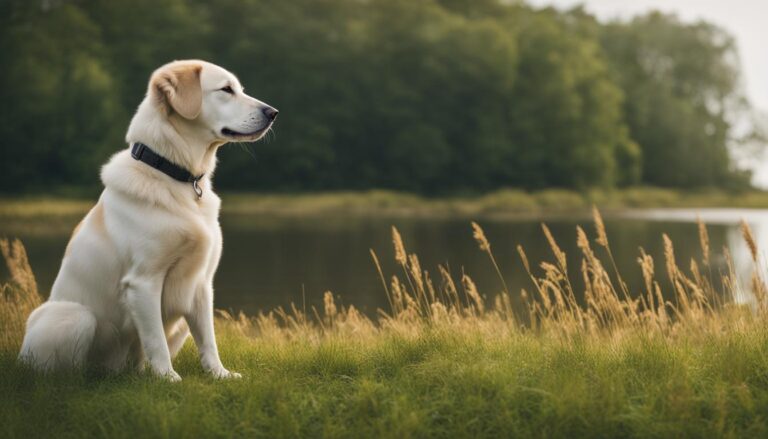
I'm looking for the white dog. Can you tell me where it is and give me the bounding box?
[18,60,277,381]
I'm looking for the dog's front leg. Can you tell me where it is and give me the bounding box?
[124,275,181,381]
[186,286,241,379]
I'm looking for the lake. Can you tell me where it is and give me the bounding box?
[2,208,766,317]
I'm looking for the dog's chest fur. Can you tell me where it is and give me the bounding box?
[160,198,222,317]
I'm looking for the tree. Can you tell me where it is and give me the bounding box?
[0,1,758,194]
[0,2,122,192]
[601,12,754,188]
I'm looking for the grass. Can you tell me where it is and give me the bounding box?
[4,187,768,222]
[3,209,768,437]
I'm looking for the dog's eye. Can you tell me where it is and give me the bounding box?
[220,86,234,95]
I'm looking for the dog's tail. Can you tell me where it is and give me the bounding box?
[18,301,97,372]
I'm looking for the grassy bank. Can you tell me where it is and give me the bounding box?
[4,320,768,438]
[4,187,768,221]
[3,212,768,437]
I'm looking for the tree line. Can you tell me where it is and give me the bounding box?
[0,0,762,194]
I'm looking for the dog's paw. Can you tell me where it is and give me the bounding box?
[159,369,182,382]
[210,367,242,380]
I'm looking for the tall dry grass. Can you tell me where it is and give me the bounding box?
[211,209,766,346]
[1,210,765,352]
[0,239,42,351]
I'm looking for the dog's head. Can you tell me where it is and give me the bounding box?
[149,60,277,143]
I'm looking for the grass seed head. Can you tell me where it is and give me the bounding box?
[517,245,531,273]
[697,216,710,266]
[542,223,567,271]
[462,274,484,313]
[472,221,491,252]
[740,220,758,263]
[592,206,608,247]
[392,226,407,266]
[663,234,678,279]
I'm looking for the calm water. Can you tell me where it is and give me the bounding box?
[2,209,766,316]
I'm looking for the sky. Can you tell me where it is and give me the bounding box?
[527,0,768,186]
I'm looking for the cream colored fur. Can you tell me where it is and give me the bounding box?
[18,60,277,381]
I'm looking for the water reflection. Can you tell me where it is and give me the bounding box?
[1,209,766,316]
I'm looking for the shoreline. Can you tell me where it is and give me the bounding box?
[2,188,768,221]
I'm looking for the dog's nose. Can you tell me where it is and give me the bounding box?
[263,107,279,121]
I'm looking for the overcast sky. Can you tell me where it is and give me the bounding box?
[527,0,768,185]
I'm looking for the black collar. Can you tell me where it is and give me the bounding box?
[131,142,204,198]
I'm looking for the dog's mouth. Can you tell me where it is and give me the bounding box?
[221,124,272,141]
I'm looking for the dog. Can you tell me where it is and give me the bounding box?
[18,60,277,381]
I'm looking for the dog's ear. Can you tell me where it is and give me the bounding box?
[151,63,203,119]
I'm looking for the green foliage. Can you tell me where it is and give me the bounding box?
[601,12,755,188]
[0,1,123,192]
[0,1,759,194]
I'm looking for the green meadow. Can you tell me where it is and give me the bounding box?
[3,210,768,438]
